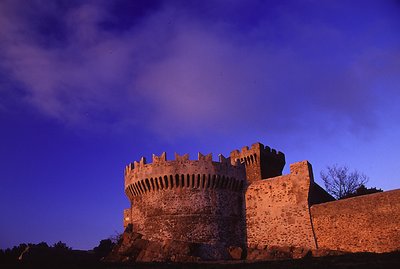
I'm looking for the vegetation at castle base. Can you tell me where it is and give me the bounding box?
[320,164,383,199]
[1,236,399,269]
[1,251,399,269]
[93,239,118,259]
[0,237,119,268]
[0,241,72,263]
[0,241,93,268]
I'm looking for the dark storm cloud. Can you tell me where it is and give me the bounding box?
[0,0,399,138]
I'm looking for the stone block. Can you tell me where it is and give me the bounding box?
[227,246,242,260]
[134,238,149,250]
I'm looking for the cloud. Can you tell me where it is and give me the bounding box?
[0,0,399,139]
[0,1,145,127]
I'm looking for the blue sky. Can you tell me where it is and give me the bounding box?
[1,0,399,250]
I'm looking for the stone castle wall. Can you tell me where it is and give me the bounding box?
[120,142,400,261]
[129,188,245,247]
[230,143,285,183]
[245,161,317,249]
[310,189,400,253]
[123,152,247,248]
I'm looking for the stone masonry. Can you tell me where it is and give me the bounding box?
[119,142,400,261]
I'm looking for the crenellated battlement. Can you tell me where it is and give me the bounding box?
[124,151,246,199]
[124,152,244,173]
[118,140,399,261]
[230,142,285,182]
[124,152,242,176]
[230,142,284,163]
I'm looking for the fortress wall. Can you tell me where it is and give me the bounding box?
[310,189,400,253]
[124,154,247,247]
[123,208,131,228]
[245,161,317,249]
[130,187,245,247]
[125,153,245,187]
[230,142,285,183]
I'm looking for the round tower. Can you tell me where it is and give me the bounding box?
[123,152,246,249]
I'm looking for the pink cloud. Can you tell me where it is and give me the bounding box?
[0,0,399,139]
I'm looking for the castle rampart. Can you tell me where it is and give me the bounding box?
[118,141,400,261]
[124,152,245,199]
[123,152,247,250]
[230,142,285,183]
[310,189,400,253]
[246,161,317,249]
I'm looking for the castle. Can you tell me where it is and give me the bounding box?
[120,142,400,261]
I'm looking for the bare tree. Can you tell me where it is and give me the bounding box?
[320,164,369,199]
